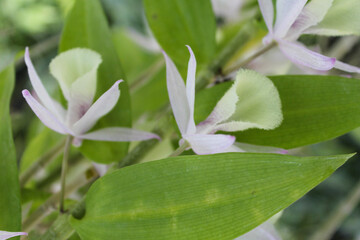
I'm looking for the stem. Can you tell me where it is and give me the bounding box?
[309,179,360,240]
[118,137,161,168]
[60,135,73,213]
[23,166,97,232]
[130,58,164,91]
[20,139,66,187]
[169,142,189,157]
[196,21,257,90]
[223,41,277,75]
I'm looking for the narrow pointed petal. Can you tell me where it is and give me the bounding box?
[80,127,160,142]
[24,47,66,121]
[258,0,274,33]
[278,40,336,71]
[183,134,235,155]
[287,0,334,40]
[22,90,72,135]
[273,0,307,39]
[72,80,122,134]
[162,50,192,135]
[334,61,360,74]
[235,221,281,240]
[185,45,197,134]
[0,230,27,240]
[92,162,108,177]
[234,142,288,154]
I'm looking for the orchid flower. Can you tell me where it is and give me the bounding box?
[23,47,159,146]
[0,230,27,240]
[163,46,283,155]
[258,0,360,73]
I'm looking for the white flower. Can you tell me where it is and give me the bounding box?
[258,0,360,73]
[23,47,159,146]
[163,46,283,154]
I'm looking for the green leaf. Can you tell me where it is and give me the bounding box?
[59,0,131,163]
[308,0,360,36]
[195,75,360,149]
[71,153,352,239]
[144,0,216,66]
[0,64,21,233]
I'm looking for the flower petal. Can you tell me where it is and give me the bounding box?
[286,0,334,40]
[183,134,235,155]
[24,47,66,121]
[334,60,360,74]
[258,0,274,33]
[49,48,102,102]
[0,230,27,240]
[305,0,360,36]
[278,40,336,71]
[80,127,160,142]
[235,221,281,240]
[273,0,307,39]
[211,69,283,133]
[72,80,122,134]
[185,45,197,135]
[162,50,192,135]
[234,142,288,154]
[22,90,72,135]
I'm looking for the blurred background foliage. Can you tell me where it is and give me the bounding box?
[1,0,360,239]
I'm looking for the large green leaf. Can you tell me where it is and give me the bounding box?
[144,0,216,67]
[71,153,352,239]
[309,0,360,36]
[0,64,21,233]
[195,75,360,149]
[59,0,131,163]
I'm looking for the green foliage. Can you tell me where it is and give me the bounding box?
[71,153,352,239]
[144,0,216,68]
[195,75,360,149]
[0,64,21,234]
[59,0,131,163]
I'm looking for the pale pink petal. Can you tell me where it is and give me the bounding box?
[72,80,122,135]
[235,221,281,240]
[185,45,197,135]
[80,127,160,142]
[24,47,66,121]
[233,142,288,154]
[286,0,334,40]
[92,162,108,177]
[278,40,335,71]
[0,230,27,240]
[273,0,307,39]
[22,90,72,135]
[334,61,360,73]
[183,134,236,155]
[162,50,192,135]
[258,0,274,34]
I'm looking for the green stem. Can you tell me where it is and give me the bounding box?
[223,41,277,75]
[308,179,360,240]
[196,21,257,90]
[20,139,66,187]
[169,142,189,157]
[60,135,73,213]
[23,165,97,232]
